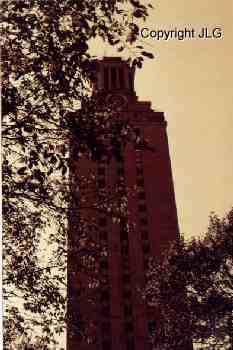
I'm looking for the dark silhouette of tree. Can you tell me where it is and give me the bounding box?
[1,0,154,348]
[145,208,233,350]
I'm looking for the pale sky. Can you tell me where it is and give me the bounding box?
[90,0,233,239]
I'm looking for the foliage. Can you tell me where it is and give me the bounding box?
[145,208,233,350]
[1,0,154,348]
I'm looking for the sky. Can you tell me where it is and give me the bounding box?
[90,0,233,239]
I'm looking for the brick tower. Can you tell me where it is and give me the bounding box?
[67,57,180,350]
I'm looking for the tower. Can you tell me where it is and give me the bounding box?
[67,57,180,350]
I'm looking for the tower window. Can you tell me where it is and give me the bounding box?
[141,231,149,241]
[100,259,109,270]
[119,67,124,89]
[98,179,106,188]
[140,217,148,226]
[104,67,109,90]
[120,221,128,233]
[121,239,129,248]
[111,67,117,89]
[138,191,146,200]
[136,178,144,187]
[120,217,127,225]
[122,260,129,271]
[126,340,135,350]
[121,245,129,256]
[143,257,149,269]
[122,259,129,273]
[100,231,108,241]
[134,127,141,135]
[99,217,107,226]
[98,167,105,176]
[148,320,156,334]
[124,304,133,316]
[101,304,111,317]
[128,71,133,91]
[117,167,125,176]
[142,241,150,254]
[102,340,111,350]
[101,275,109,285]
[81,255,96,270]
[138,204,147,212]
[124,321,134,333]
[120,230,128,241]
[137,172,144,179]
[100,155,108,163]
[122,273,131,283]
[100,290,110,302]
[135,151,143,162]
[135,159,143,167]
[122,288,132,299]
[136,167,143,175]
[102,321,111,334]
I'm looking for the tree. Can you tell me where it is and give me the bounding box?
[1,0,155,348]
[145,208,233,350]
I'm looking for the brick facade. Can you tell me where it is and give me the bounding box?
[67,57,180,350]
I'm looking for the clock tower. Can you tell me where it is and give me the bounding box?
[67,57,183,350]
[92,57,139,111]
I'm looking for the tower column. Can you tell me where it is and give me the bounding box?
[123,65,130,89]
[67,57,183,350]
[116,67,120,89]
